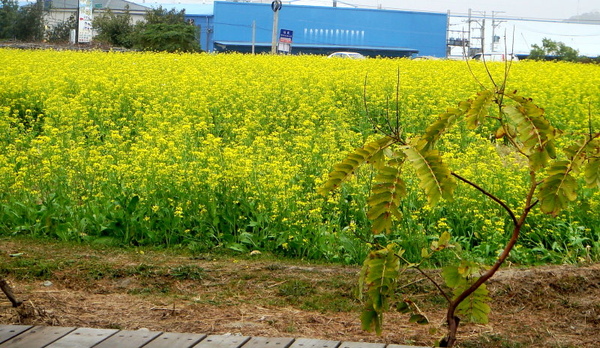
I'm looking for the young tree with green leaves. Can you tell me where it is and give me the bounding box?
[133,6,200,53]
[92,8,135,48]
[0,0,45,41]
[319,69,600,346]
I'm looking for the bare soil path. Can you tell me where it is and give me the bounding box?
[1,238,599,347]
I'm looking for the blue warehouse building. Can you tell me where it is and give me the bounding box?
[180,1,448,58]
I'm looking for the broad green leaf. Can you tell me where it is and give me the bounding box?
[361,309,382,335]
[401,145,455,205]
[359,244,401,335]
[585,157,600,188]
[438,231,451,247]
[409,313,429,325]
[367,165,406,234]
[396,301,411,313]
[455,283,491,324]
[318,136,393,195]
[442,266,461,288]
[538,137,592,216]
[422,102,468,149]
[502,94,557,170]
[466,90,493,129]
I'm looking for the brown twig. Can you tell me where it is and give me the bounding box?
[0,278,23,307]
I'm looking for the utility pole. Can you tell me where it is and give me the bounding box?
[491,11,506,52]
[252,20,256,54]
[271,0,282,54]
[466,9,486,56]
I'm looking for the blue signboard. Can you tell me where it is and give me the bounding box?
[279,29,293,43]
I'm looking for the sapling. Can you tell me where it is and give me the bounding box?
[319,69,600,346]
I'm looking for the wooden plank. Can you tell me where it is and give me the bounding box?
[93,329,162,348]
[339,342,385,348]
[192,334,250,348]
[287,338,340,348]
[45,327,119,348]
[242,336,294,347]
[0,326,75,347]
[0,326,32,345]
[143,332,207,348]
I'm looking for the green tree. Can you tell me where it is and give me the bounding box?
[47,14,76,43]
[92,8,134,48]
[133,6,200,53]
[529,38,580,62]
[0,0,45,41]
[320,73,600,346]
[0,0,19,39]
[14,0,45,41]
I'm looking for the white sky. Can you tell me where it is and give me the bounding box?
[170,0,600,19]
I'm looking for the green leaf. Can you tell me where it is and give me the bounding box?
[585,157,600,189]
[126,195,139,214]
[359,244,401,335]
[538,138,592,216]
[409,313,429,325]
[465,90,493,129]
[360,309,382,335]
[401,144,456,205]
[438,231,451,247]
[455,283,491,324]
[396,301,411,313]
[367,166,406,234]
[422,102,468,149]
[502,94,557,171]
[538,160,578,216]
[319,136,394,195]
[441,266,461,288]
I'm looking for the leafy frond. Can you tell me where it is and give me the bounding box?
[465,90,494,129]
[443,262,491,324]
[502,93,557,170]
[401,143,456,205]
[539,137,593,216]
[585,157,600,189]
[318,136,394,195]
[367,166,407,234]
[455,283,491,324]
[422,101,470,150]
[359,244,401,335]
[584,139,600,189]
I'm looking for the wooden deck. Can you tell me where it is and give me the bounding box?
[0,325,429,348]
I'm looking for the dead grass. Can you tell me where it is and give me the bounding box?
[1,237,599,347]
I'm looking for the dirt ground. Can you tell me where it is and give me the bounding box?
[1,238,599,347]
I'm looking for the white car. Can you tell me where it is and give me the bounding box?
[327,52,366,59]
[472,53,519,62]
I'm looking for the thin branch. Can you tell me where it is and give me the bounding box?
[451,171,518,226]
[588,100,594,139]
[395,66,401,133]
[411,263,452,304]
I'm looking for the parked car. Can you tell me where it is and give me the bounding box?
[472,53,519,62]
[327,52,366,59]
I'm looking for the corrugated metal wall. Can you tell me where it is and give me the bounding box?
[210,2,447,57]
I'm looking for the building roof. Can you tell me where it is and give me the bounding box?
[48,0,149,11]
[146,3,213,15]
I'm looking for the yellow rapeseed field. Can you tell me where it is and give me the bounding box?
[1,49,599,263]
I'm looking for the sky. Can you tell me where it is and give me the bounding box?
[153,0,600,19]
[146,0,600,56]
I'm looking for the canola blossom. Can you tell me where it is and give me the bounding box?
[1,49,599,264]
